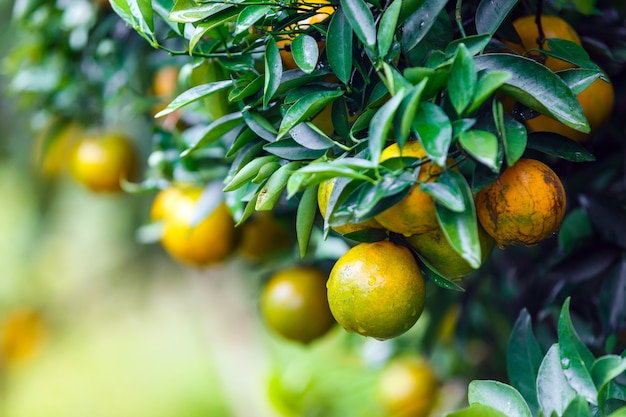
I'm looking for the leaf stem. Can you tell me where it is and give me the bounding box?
[455,0,467,38]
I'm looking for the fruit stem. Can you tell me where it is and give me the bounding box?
[534,0,547,55]
[455,0,467,38]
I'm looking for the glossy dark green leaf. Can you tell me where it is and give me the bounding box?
[155,80,233,117]
[445,404,508,417]
[256,161,301,210]
[445,34,493,60]
[474,54,589,132]
[403,66,449,98]
[223,155,277,192]
[234,5,272,35]
[420,170,465,212]
[277,90,344,140]
[377,0,401,57]
[459,130,500,172]
[562,396,592,417]
[495,103,526,167]
[345,173,413,219]
[558,68,602,94]
[507,309,543,416]
[413,102,452,168]
[383,62,414,95]
[592,355,626,408]
[264,138,326,160]
[229,74,264,102]
[292,34,319,74]
[543,39,601,72]
[327,9,353,84]
[475,0,519,35]
[468,70,510,114]
[264,37,282,109]
[290,122,335,150]
[170,0,232,23]
[182,112,244,155]
[394,79,427,148]
[419,263,466,292]
[558,208,593,255]
[435,170,481,268]
[527,132,595,162]
[402,0,448,51]
[537,344,578,417]
[342,228,389,242]
[296,185,319,258]
[339,0,376,50]
[449,44,477,116]
[368,91,406,164]
[468,380,532,417]
[242,110,278,142]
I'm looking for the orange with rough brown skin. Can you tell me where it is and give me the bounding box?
[374,141,444,236]
[260,266,335,344]
[507,15,581,72]
[326,240,425,340]
[526,74,615,142]
[475,158,566,248]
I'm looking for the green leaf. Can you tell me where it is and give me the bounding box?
[474,54,589,133]
[459,130,500,172]
[234,5,272,36]
[537,344,578,417]
[558,208,593,254]
[292,34,319,74]
[592,355,626,409]
[182,112,244,155]
[264,37,282,109]
[277,90,344,140]
[368,91,406,164]
[242,110,278,142]
[543,39,601,72]
[468,70,511,114]
[558,68,602,95]
[296,185,319,258]
[170,0,233,23]
[402,0,448,51]
[435,170,481,268]
[607,407,626,417]
[290,122,335,150]
[339,0,376,50]
[229,75,264,102]
[154,80,233,117]
[420,170,465,212]
[449,44,477,116]
[264,139,326,160]
[445,404,508,417]
[499,109,527,167]
[562,396,592,417]
[468,380,532,417]
[223,155,277,192]
[327,9,353,84]
[526,132,595,162]
[445,34,493,60]
[419,263,466,292]
[394,79,427,149]
[475,0,519,35]
[413,102,452,168]
[377,0,401,58]
[256,161,301,211]
[507,309,543,416]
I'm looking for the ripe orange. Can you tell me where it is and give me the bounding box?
[70,130,138,192]
[260,266,335,344]
[526,74,615,142]
[407,223,495,281]
[150,186,184,222]
[238,211,293,262]
[0,308,47,365]
[34,119,82,178]
[374,141,444,237]
[317,177,383,235]
[508,15,581,71]
[160,186,238,266]
[377,356,439,417]
[326,240,425,340]
[475,158,566,248]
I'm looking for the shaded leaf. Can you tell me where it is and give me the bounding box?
[327,9,353,84]
[402,0,448,51]
[264,37,282,109]
[264,138,326,160]
[475,0,519,35]
[296,185,319,258]
[413,102,452,168]
[277,90,344,140]
[256,161,301,211]
[290,122,335,150]
[558,68,602,95]
[526,132,595,162]
[182,112,244,155]
[223,155,277,192]
[579,194,626,250]
[468,70,511,114]
[155,80,233,117]
[420,263,466,292]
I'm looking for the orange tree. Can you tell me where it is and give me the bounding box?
[6,0,626,415]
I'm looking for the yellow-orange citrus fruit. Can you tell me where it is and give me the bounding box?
[34,119,82,177]
[238,211,293,262]
[70,130,138,192]
[0,308,47,365]
[150,186,184,222]
[277,5,335,70]
[311,102,334,136]
[407,223,495,281]
[160,187,237,266]
[374,141,444,236]
[475,158,566,248]
[260,266,335,344]
[526,74,615,142]
[508,15,581,72]
[327,240,425,340]
[153,65,179,98]
[377,356,439,417]
[318,177,383,235]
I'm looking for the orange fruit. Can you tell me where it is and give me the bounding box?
[150,186,184,221]
[152,65,179,98]
[326,240,425,340]
[475,158,566,248]
[407,223,495,281]
[34,119,82,178]
[0,308,47,365]
[260,266,335,343]
[238,211,293,262]
[377,356,439,417]
[526,74,615,142]
[374,141,444,236]
[70,130,138,192]
[507,15,581,72]
[160,186,238,266]
[317,177,384,235]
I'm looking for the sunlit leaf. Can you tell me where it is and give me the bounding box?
[468,380,532,417]
[339,0,376,50]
